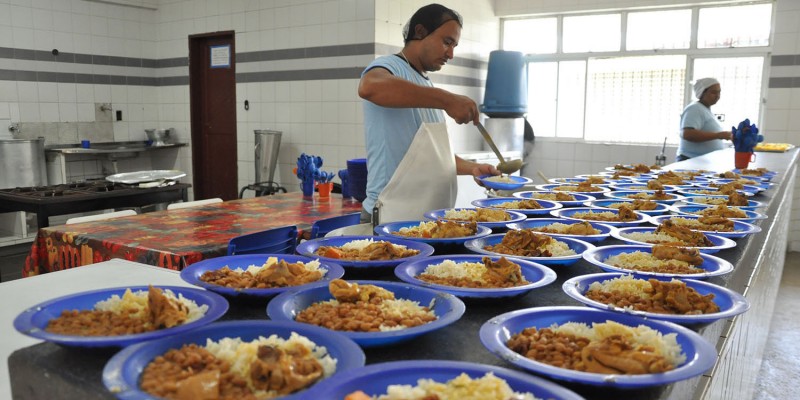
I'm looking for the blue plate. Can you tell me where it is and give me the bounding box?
[471,197,563,216]
[582,244,734,279]
[512,190,596,207]
[478,174,533,191]
[13,286,228,348]
[550,176,615,185]
[394,255,557,299]
[574,174,628,184]
[604,165,661,173]
[423,208,527,230]
[703,183,764,194]
[709,178,771,191]
[608,183,681,192]
[598,171,658,180]
[102,320,365,400]
[649,215,761,239]
[373,220,492,245]
[295,235,435,269]
[480,306,717,387]
[534,183,611,196]
[682,195,765,210]
[267,280,465,347]
[731,168,777,181]
[677,187,754,198]
[584,199,670,216]
[180,254,344,298]
[611,226,736,254]
[562,273,750,325]
[464,233,593,266]
[306,360,585,400]
[506,218,613,243]
[670,205,767,224]
[550,207,650,227]
[604,190,685,205]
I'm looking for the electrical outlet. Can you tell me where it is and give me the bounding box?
[116,110,122,121]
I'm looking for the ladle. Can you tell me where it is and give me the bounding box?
[475,122,524,174]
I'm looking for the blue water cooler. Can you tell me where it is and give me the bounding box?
[480,50,528,154]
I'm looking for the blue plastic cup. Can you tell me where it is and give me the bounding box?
[81,140,90,148]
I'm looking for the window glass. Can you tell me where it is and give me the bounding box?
[693,57,764,128]
[584,55,687,144]
[555,61,586,138]
[527,62,558,137]
[503,18,557,54]
[698,4,772,48]
[563,14,620,53]
[627,9,691,50]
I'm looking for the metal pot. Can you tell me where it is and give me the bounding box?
[0,138,47,189]
[145,129,172,146]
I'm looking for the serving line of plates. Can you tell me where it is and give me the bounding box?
[513,191,597,207]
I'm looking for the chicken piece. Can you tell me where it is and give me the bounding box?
[716,183,740,195]
[646,180,664,190]
[554,192,577,201]
[431,220,477,238]
[328,279,394,303]
[697,215,735,231]
[720,171,740,179]
[631,199,658,211]
[655,220,713,247]
[515,199,543,209]
[175,369,220,400]
[476,208,510,222]
[585,176,606,184]
[147,285,189,329]
[249,345,323,395]
[576,181,602,192]
[482,256,524,285]
[565,221,600,235]
[616,205,637,221]
[700,204,746,219]
[651,245,703,265]
[632,164,652,173]
[485,229,554,257]
[361,241,418,260]
[256,260,322,287]
[581,335,673,374]
[651,190,670,200]
[727,191,749,206]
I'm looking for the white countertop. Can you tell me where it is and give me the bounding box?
[0,260,193,400]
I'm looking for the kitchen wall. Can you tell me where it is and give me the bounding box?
[495,0,800,250]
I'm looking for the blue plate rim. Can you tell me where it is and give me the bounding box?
[611,226,737,251]
[13,285,229,347]
[550,206,651,226]
[394,254,557,298]
[180,254,345,297]
[669,205,767,221]
[479,306,718,387]
[478,174,533,191]
[582,244,734,279]
[604,191,685,203]
[562,272,750,324]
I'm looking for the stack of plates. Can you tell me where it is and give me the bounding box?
[347,158,368,202]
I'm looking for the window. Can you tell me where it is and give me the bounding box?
[627,10,691,50]
[503,18,557,54]
[563,14,620,53]
[501,2,772,144]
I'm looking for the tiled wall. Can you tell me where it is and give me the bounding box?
[495,0,800,250]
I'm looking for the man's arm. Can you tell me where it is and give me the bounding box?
[358,67,479,124]
[455,155,499,177]
[682,128,732,142]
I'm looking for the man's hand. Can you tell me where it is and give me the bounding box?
[444,93,480,124]
[472,163,500,186]
[717,131,733,141]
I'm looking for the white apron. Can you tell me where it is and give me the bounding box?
[372,122,458,225]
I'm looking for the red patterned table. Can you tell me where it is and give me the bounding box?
[22,192,362,277]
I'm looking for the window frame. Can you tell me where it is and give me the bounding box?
[499,2,773,145]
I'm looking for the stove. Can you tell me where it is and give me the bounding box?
[0,180,190,228]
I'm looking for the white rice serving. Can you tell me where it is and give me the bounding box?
[95,288,208,323]
[621,231,693,245]
[371,372,541,400]
[341,238,407,251]
[421,259,489,281]
[604,251,693,270]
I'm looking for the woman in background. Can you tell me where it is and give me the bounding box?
[675,77,733,161]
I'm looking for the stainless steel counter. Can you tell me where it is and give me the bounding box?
[45,141,185,155]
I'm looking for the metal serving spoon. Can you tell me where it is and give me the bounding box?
[476,121,525,174]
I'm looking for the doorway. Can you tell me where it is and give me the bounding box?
[189,31,238,200]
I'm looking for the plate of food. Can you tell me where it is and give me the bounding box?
[582,244,734,279]
[670,204,767,224]
[608,182,681,192]
[478,174,534,191]
[295,235,434,269]
[423,207,526,230]
[678,187,756,198]
[470,197,562,216]
[611,226,736,254]
[479,306,717,387]
[709,178,771,191]
[604,190,684,205]
[308,360,585,400]
[550,176,614,184]
[704,181,766,194]
[464,232,593,266]
[584,198,670,216]
[732,168,777,180]
[551,206,650,227]
[394,255,557,299]
[267,280,465,348]
[682,194,764,210]
[505,218,614,243]
[373,220,492,245]
[649,215,761,239]
[102,320,365,400]
[13,286,228,347]
[179,254,344,298]
[512,190,596,207]
[534,183,611,195]
[562,273,750,325]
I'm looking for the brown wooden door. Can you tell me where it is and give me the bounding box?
[189,32,238,200]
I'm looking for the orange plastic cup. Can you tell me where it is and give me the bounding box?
[734,152,755,169]
[316,182,333,197]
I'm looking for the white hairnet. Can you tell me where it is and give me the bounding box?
[693,77,720,99]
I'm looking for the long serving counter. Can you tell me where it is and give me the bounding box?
[4,147,796,399]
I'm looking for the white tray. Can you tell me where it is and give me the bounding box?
[106,170,186,184]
